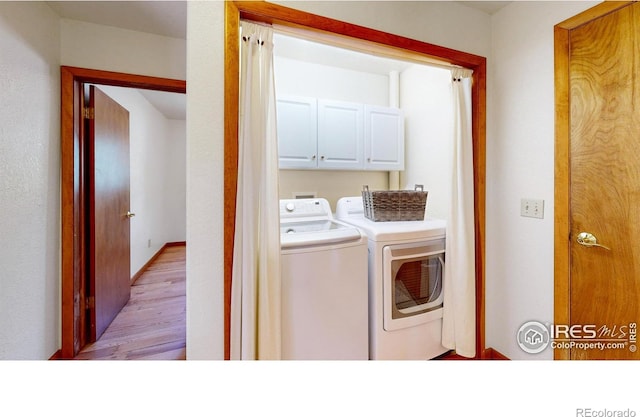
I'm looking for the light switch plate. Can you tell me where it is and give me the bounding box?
[521,199,544,219]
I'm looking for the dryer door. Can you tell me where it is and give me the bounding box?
[382,239,445,331]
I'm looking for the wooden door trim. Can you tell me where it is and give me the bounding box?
[224,1,487,360]
[60,66,186,358]
[553,1,633,360]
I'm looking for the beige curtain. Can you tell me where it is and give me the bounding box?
[230,21,281,360]
[442,67,476,358]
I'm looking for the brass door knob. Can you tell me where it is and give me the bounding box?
[576,232,610,250]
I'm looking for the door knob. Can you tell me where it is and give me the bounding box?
[576,232,610,250]
[126,211,136,218]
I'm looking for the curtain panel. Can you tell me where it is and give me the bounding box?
[230,21,281,360]
[442,68,476,358]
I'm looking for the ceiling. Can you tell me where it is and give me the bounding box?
[47,1,187,39]
[274,33,414,76]
[138,89,186,121]
[46,1,510,119]
[47,1,512,41]
[458,1,512,15]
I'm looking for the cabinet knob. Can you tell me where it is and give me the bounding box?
[320,156,325,160]
[311,155,316,160]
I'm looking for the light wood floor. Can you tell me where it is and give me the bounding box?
[75,245,186,360]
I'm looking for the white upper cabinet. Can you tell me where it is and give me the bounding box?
[277,96,404,171]
[364,105,405,171]
[276,96,318,169]
[317,99,364,170]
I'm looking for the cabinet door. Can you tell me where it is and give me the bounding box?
[364,105,405,171]
[317,99,364,170]
[277,96,318,169]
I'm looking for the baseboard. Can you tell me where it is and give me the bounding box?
[436,348,510,360]
[49,350,62,360]
[165,241,186,247]
[435,351,471,360]
[131,241,186,285]
[482,347,510,360]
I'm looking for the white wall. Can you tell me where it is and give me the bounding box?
[487,1,599,360]
[273,1,492,59]
[165,119,187,243]
[399,64,453,221]
[275,56,390,104]
[97,86,186,277]
[185,1,225,359]
[280,170,388,210]
[0,2,60,359]
[60,18,186,80]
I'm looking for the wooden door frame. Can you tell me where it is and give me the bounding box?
[224,1,487,359]
[554,1,632,360]
[60,66,186,359]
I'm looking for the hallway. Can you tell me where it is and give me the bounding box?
[75,245,186,360]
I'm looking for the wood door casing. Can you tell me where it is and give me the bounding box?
[88,86,132,341]
[61,66,186,358]
[556,1,640,360]
[225,1,487,360]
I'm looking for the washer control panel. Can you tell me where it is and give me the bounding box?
[279,198,332,220]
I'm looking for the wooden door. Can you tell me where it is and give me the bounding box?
[564,3,640,359]
[88,86,132,341]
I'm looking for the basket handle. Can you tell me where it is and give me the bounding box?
[363,185,370,191]
[414,184,424,191]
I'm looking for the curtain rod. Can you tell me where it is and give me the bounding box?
[272,23,470,73]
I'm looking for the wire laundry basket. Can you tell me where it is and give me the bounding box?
[362,184,428,222]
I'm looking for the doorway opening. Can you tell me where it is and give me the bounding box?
[224,2,487,359]
[60,66,187,359]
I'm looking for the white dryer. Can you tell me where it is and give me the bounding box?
[336,196,447,360]
[280,198,369,360]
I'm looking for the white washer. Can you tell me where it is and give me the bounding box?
[336,196,448,360]
[280,198,369,360]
